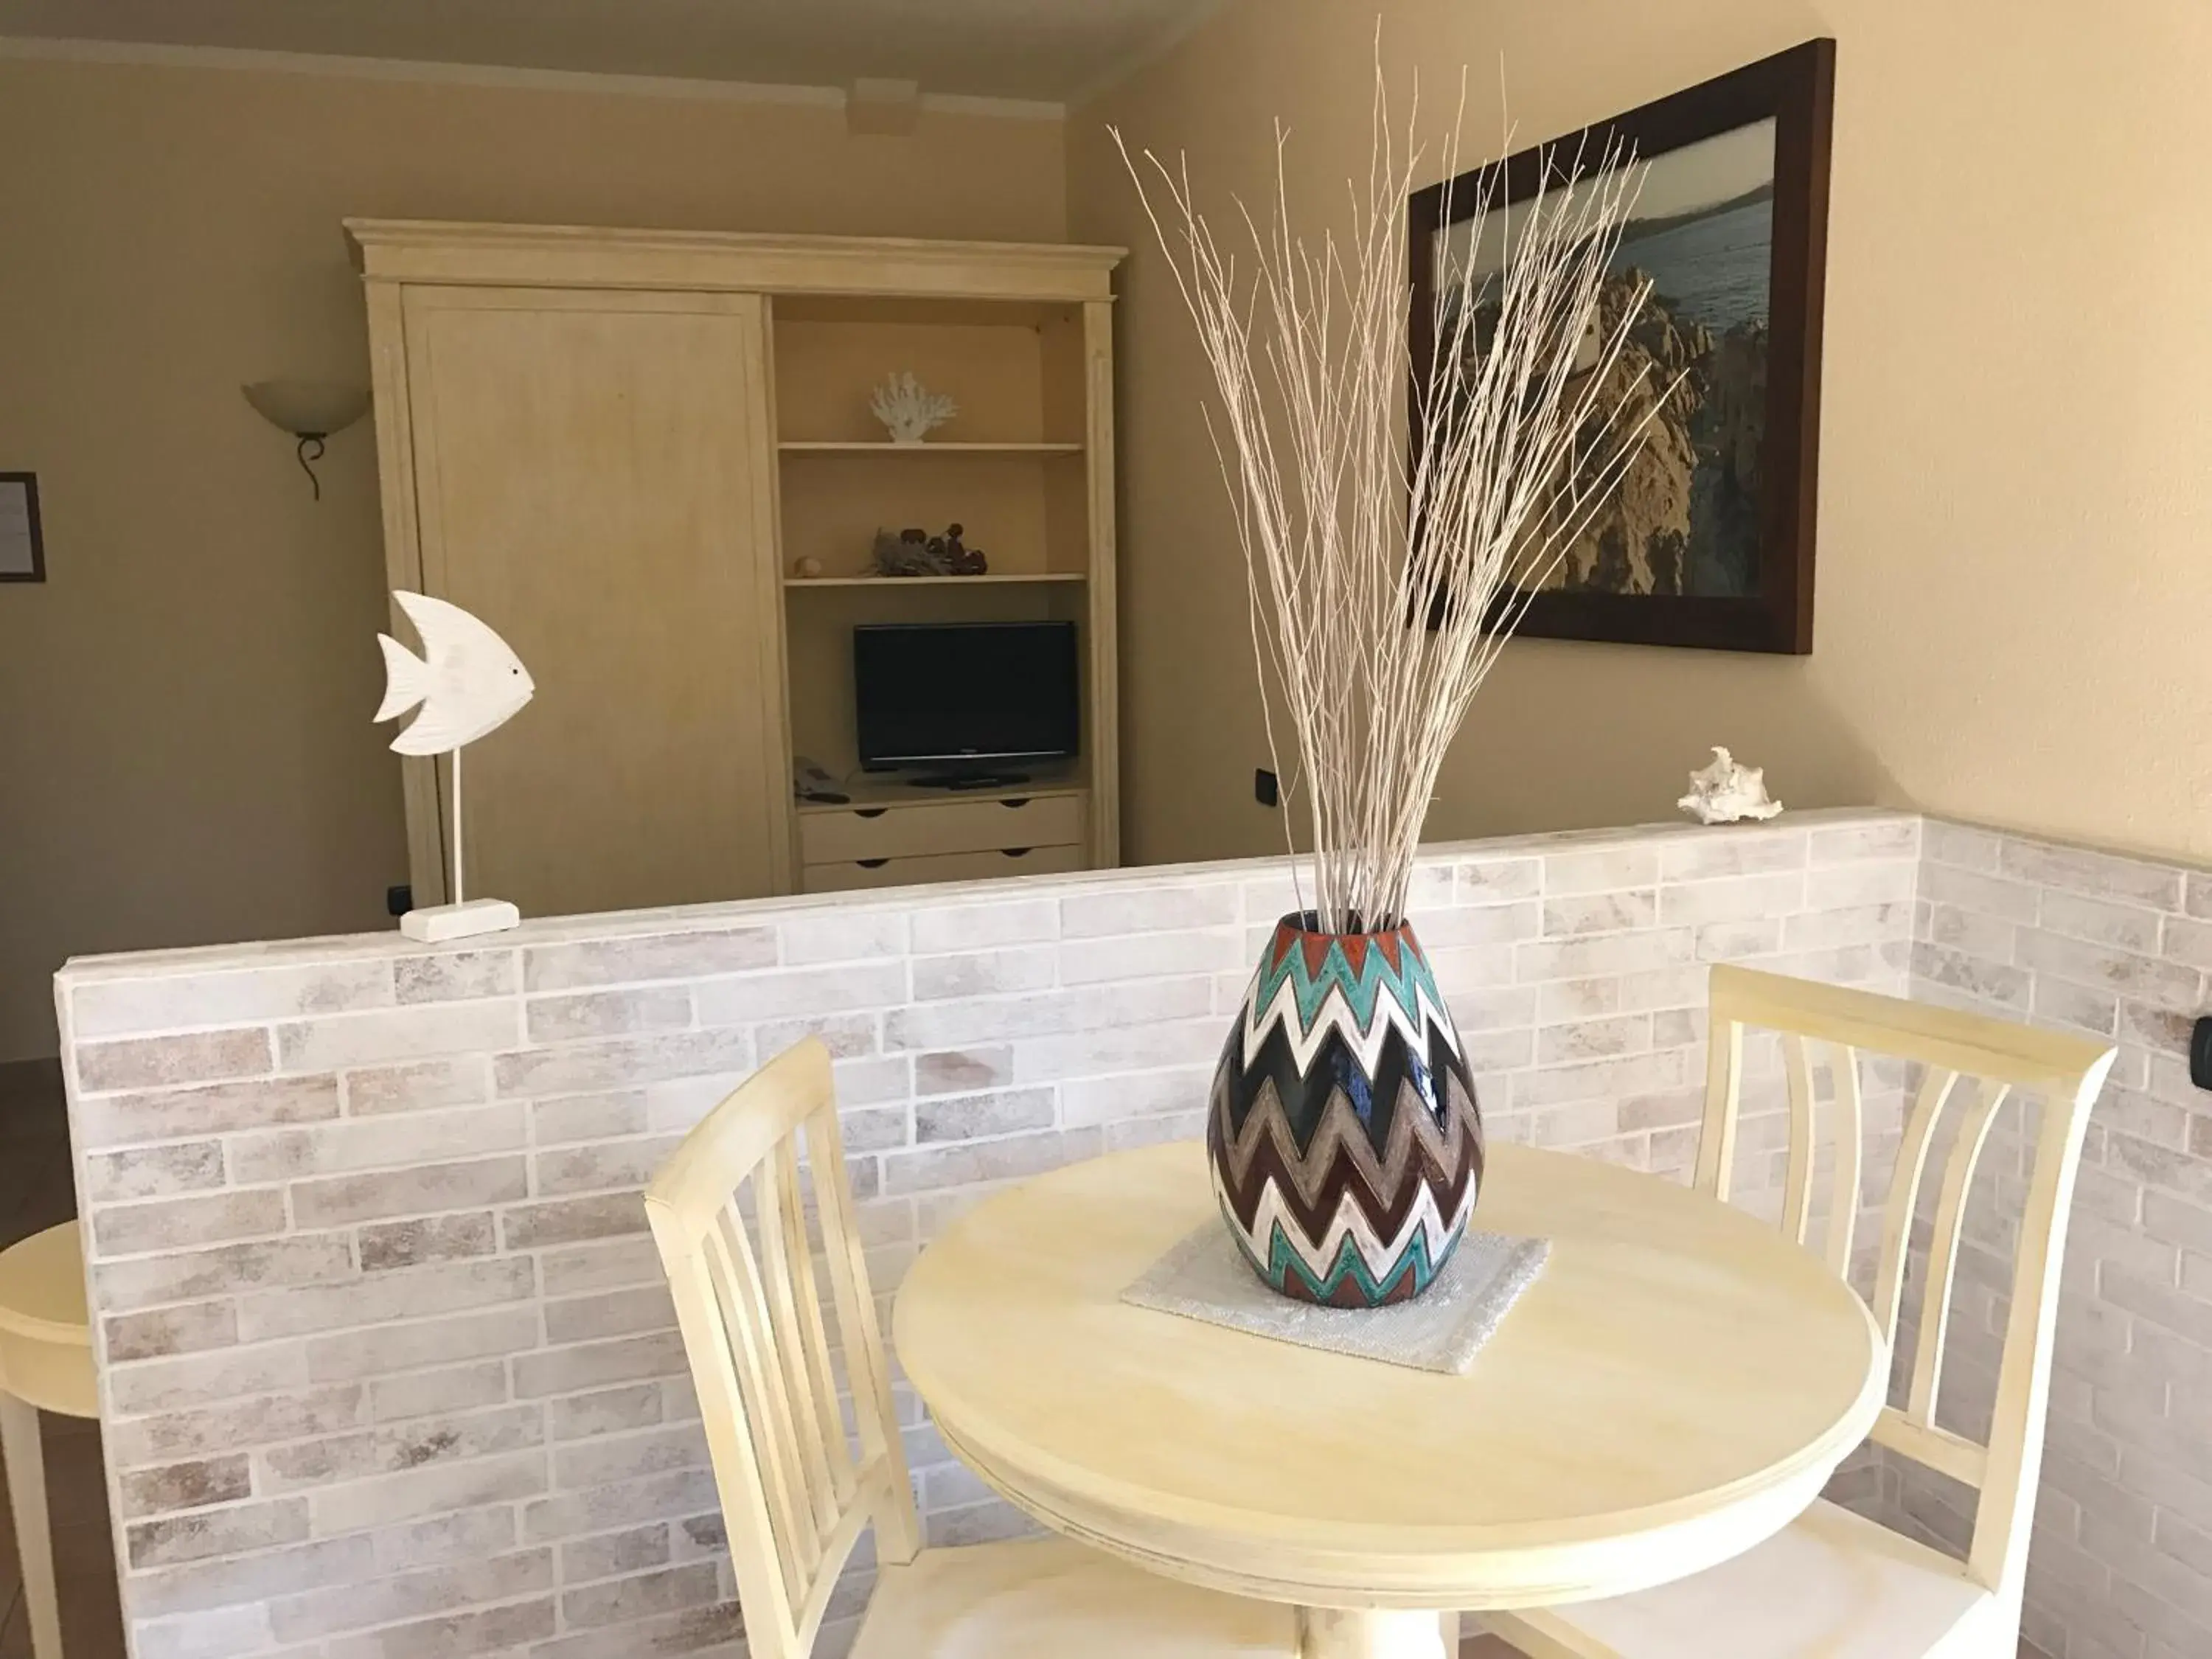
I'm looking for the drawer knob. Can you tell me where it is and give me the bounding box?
[1001,848,1033,859]
[856,808,888,820]
[856,858,890,869]
[998,798,1031,809]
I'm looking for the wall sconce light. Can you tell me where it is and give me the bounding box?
[242,380,371,501]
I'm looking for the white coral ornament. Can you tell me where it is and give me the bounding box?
[869,372,957,444]
[1678,746,1784,825]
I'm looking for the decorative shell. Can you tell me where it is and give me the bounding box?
[1677,746,1784,826]
[869,372,957,444]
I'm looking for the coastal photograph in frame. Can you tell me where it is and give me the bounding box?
[1410,39,1834,653]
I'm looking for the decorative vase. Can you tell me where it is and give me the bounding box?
[1208,914,1484,1307]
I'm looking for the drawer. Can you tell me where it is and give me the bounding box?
[799,793,1086,863]
[801,844,1088,894]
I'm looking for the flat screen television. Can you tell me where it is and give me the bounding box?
[854,621,1079,780]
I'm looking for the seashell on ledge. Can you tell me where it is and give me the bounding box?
[1677,746,1784,826]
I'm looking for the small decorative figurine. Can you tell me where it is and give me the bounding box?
[872,526,937,577]
[1677,746,1784,825]
[791,555,824,580]
[375,591,536,940]
[869,372,956,444]
[870,524,987,577]
[936,524,988,575]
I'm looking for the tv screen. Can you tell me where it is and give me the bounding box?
[854,622,1079,769]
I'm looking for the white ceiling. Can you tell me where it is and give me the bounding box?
[0,0,1220,103]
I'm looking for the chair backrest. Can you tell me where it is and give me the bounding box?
[644,1038,920,1659]
[1696,965,2115,1603]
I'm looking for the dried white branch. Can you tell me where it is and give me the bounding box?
[1113,55,1666,933]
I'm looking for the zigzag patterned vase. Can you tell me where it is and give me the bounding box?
[1208,914,1484,1308]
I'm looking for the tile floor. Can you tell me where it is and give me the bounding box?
[0,1060,2056,1659]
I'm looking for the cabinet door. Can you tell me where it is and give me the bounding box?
[400,286,789,917]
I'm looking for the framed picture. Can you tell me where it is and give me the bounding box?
[1410,38,1834,653]
[0,473,45,583]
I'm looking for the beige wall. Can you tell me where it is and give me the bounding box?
[0,51,1065,1061]
[1073,0,2212,873]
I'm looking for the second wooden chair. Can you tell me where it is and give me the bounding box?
[1482,965,2117,1659]
[643,1037,1298,1659]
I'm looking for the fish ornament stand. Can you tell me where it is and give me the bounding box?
[375,591,536,942]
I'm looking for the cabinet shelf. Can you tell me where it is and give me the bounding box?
[784,573,1086,591]
[778,441,1084,456]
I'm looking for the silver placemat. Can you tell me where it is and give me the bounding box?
[1122,1221,1549,1374]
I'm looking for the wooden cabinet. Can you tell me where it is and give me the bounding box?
[351,223,1123,917]
[396,288,787,917]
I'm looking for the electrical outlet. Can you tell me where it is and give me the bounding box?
[1254,768,1279,808]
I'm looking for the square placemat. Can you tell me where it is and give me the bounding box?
[1122,1220,1549,1374]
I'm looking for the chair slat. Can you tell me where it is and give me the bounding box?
[707,1204,822,1596]
[653,1234,801,1652]
[783,1132,859,1506]
[806,1100,922,1564]
[788,1491,878,1654]
[1826,1043,1864,1279]
[1907,1080,2011,1427]
[1781,1032,1817,1246]
[1693,1015,1745,1200]
[751,1139,840,1537]
[1871,1065,1960,1348]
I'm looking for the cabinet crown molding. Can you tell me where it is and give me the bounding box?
[344,218,1125,301]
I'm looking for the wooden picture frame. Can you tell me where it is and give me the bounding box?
[1410,39,1835,654]
[0,473,45,584]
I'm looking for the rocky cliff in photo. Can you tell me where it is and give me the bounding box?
[1515,270,1768,598]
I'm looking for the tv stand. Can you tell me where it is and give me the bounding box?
[794,768,1091,893]
[912,770,1033,792]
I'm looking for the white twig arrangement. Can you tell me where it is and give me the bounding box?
[869,372,958,443]
[1114,66,1663,934]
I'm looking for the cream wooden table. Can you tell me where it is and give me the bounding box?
[893,1141,1885,1659]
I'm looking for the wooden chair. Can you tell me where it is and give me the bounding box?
[643,1037,1298,1659]
[1483,965,2117,1659]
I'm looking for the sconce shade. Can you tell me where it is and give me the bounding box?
[242,380,371,439]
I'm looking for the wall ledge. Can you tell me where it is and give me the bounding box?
[57,805,1918,988]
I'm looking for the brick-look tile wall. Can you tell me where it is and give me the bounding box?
[55,811,1921,1659]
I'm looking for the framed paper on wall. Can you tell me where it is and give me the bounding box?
[1410,38,1835,654]
[0,473,44,583]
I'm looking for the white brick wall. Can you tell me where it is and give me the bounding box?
[56,811,1923,1659]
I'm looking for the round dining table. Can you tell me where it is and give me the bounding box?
[893,1140,1886,1659]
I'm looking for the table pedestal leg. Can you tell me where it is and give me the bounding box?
[1295,1607,1451,1659]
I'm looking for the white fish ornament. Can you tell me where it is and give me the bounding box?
[375,591,535,943]
[375,591,534,754]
